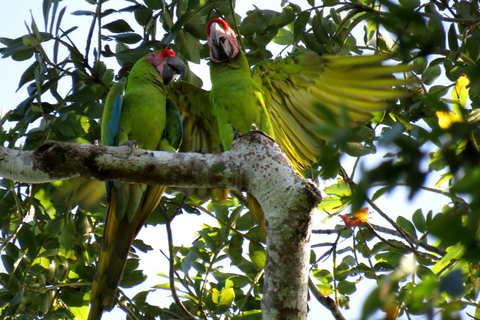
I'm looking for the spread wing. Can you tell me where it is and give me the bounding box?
[252,53,411,170]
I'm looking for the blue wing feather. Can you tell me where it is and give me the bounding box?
[101,81,126,200]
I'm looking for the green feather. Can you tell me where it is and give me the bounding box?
[89,51,183,320]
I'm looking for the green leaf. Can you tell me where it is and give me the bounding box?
[312,14,329,44]
[422,65,441,85]
[272,28,293,45]
[293,11,310,37]
[66,84,105,103]
[448,24,459,52]
[269,7,296,28]
[375,252,403,268]
[236,210,254,231]
[432,244,464,274]
[8,288,24,307]
[109,33,142,44]
[120,270,147,288]
[102,20,134,33]
[45,216,65,237]
[361,287,381,319]
[248,242,266,269]
[396,216,417,238]
[18,62,36,90]
[228,234,243,265]
[330,8,341,24]
[412,209,426,233]
[337,280,356,295]
[313,269,333,283]
[399,0,420,9]
[144,0,164,10]
[71,10,95,16]
[302,33,325,53]
[324,179,352,197]
[416,265,435,280]
[371,187,388,201]
[317,195,349,214]
[439,269,464,298]
[182,249,198,273]
[17,225,38,258]
[175,30,201,63]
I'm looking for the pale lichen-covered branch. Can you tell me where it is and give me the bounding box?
[0,132,321,320]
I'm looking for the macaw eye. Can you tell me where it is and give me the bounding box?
[219,37,226,44]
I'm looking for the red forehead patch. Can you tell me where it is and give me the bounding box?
[145,49,175,65]
[207,18,231,36]
[159,49,175,58]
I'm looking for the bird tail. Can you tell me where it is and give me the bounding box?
[88,193,127,320]
[88,185,166,320]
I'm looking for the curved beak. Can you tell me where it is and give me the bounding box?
[162,56,187,85]
[209,21,234,62]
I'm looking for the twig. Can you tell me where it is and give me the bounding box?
[0,190,32,253]
[116,288,140,320]
[24,282,92,292]
[163,199,197,320]
[369,223,446,256]
[229,0,244,52]
[365,223,440,262]
[365,198,416,248]
[312,227,347,234]
[308,275,346,320]
[187,201,260,244]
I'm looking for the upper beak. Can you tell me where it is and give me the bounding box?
[162,56,187,85]
[209,22,233,62]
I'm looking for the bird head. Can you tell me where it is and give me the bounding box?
[145,49,187,85]
[207,18,240,63]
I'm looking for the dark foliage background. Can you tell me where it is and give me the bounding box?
[0,0,479,319]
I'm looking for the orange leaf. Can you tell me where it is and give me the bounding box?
[353,207,369,222]
[340,207,369,228]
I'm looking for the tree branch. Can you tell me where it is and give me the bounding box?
[0,131,321,320]
[308,275,346,320]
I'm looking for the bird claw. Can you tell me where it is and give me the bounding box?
[233,130,243,140]
[121,140,138,148]
[120,140,138,157]
[193,148,207,155]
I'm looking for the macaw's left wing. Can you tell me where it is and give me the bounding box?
[167,81,223,154]
[100,81,125,200]
[252,52,412,171]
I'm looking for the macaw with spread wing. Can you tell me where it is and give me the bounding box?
[88,49,186,320]
[168,18,411,231]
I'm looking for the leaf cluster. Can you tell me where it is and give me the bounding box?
[1,0,480,319]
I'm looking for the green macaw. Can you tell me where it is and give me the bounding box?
[88,49,186,320]
[168,18,411,231]
[206,18,410,170]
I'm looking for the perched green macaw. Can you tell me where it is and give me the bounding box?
[206,18,410,170]
[88,49,186,320]
[169,18,411,231]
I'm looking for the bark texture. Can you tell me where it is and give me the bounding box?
[0,132,321,320]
